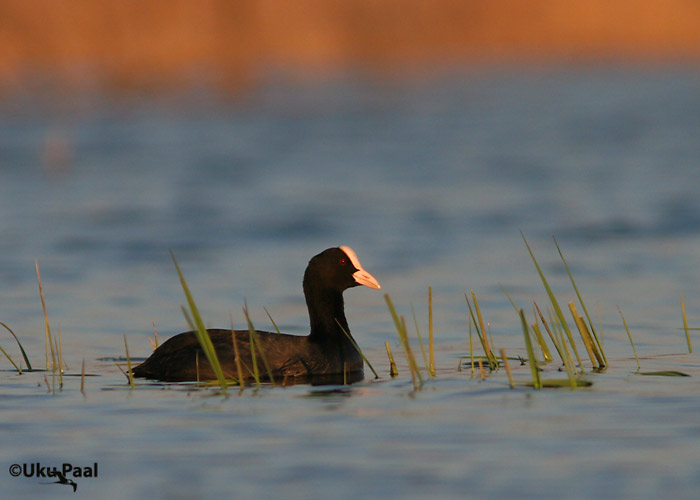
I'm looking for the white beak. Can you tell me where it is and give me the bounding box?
[339,245,381,290]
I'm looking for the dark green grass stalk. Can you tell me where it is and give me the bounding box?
[80,358,86,395]
[0,322,32,371]
[247,325,261,389]
[385,294,423,389]
[230,315,245,389]
[617,305,640,371]
[385,341,398,377]
[411,305,431,377]
[550,311,578,388]
[534,301,565,364]
[124,334,134,390]
[501,285,552,362]
[520,309,541,389]
[35,260,51,371]
[171,251,228,392]
[681,294,692,353]
[521,232,583,371]
[263,307,282,334]
[0,342,21,372]
[465,293,498,370]
[500,348,514,389]
[554,236,607,366]
[428,286,435,377]
[469,318,474,377]
[569,302,599,369]
[470,291,498,368]
[244,303,275,385]
[335,319,379,379]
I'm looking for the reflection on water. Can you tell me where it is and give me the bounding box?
[2,67,700,499]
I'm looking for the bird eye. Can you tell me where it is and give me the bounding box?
[339,258,347,266]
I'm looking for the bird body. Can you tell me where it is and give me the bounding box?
[132,246,380,383]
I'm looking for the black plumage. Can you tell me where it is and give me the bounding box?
[131,246,380,383]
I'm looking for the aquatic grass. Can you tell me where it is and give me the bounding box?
[501,285,552,362]
[0,321,33,372]
[243,303,276,386]
[149,322,160,350]
[411,305,431,377]
[554,236,607,366]
[230,315,245,389]
[263,307,282,334]
[464,292,498,370]
[80,358,86,395]
[468,317,474,377]
[681,294,692,353]
[385,294,423,390]
[171,251,228,392]
[385,341,398,377]
[428,286,435,377]
[521,232,583,371]
[35,260,52,371]
[617,305,640,371]
[123,334,134,390]
[520,309,541,389]
[335,318,379,379]
[534,302,564,364]
[0,341,21,373]
[569,302,603,369]
[500,348,514,388]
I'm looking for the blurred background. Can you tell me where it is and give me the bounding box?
[1,0,700,343]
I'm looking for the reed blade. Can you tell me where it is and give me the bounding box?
[521,232,583,371]
[520,309,541,389]
[336,318,378,379]
[554,236,607,365]
[681,294,692,353]
[0,322,32,371]
[171,251,228,391]
[617,305,640,371]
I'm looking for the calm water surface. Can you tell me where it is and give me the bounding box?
[2,66,700,499]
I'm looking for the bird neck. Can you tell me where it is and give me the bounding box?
[304,285,352,343]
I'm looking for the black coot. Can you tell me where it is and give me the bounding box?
[131,246,381,383]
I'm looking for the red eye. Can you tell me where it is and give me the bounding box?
[339,258,347,266]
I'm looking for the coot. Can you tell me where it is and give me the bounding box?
[132,246,381,383]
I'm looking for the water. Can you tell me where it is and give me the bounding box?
[2,66,700,499]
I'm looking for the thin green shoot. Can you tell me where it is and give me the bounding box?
[681,294,692,353]
[0,321,32,371]
[520,309,541,389]
[80,358,86,396]
[554,235,607,365]
[534,301,564,363]
[411,304,431,377]
[500,348,514,389]
[385,341,398,377]
[244,303,276,385]
[470,291,498,368]
[521,232,583,371]
[335,318,378,379]
[617,305,640,371]
[35,260,51,371]
[469,316,474,377]
[549,314,578,388]
[149,322,160,350]
[0,343,21,373]
[501,285,552,361]
[263,307,282,334]
[428,286,435,377]
[247,324,261,389]
[230,315,245,389]
[384,294,423,389]
[171,251,227,392]
[464,293,498,370]
[124,334,134,390]
[569,302,598,369]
